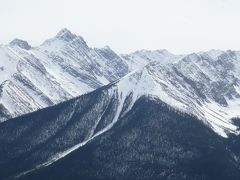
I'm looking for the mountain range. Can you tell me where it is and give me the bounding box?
[0,28,240,179]
[0,28,128,121]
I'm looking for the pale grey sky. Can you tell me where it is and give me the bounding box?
[0,0,239,54]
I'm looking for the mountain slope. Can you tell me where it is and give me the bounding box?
[1,56,240,178]
[1,29,186,122]
[107,54,240,137]
[19,98,240,180]
[121,49,183,71]
[120,50,240,137]
[0,28,129,122]
[0,81,127,179]
[0,77,240,180]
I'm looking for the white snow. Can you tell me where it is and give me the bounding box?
[0,30,129,121]
[121,49,183,71]
[0,46,18,84]
[116,63,240,138]
[199,49,225,60]
[197,99,240,137]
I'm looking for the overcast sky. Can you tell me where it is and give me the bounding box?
[0,0,239,54]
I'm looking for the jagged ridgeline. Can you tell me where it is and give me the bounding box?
[0,28,129,122]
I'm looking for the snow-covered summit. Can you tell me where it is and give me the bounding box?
[41,28,88,48]
[56,28,75,39]
[9,38,31,50]
[199,49,225,60]
[55,28,86,43]
[121,49,183,71]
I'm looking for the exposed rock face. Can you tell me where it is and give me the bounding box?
[0,29,129,122]
[10,39,31,50]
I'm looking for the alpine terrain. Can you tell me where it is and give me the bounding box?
[0,29,240,180]
[0,28,129,122]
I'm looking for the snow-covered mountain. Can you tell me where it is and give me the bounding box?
[1,31,240,138]
[1,29,240,137]
[121,49,183,71]
[1,29,183,122]
[0,28,130,122]
[116,51,240,137]
[1,29,240,179]
[0,70,240,180]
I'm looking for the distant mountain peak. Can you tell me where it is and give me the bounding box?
[199,49,225,59]
[9,38,31,50]
[183,53,201,62]
[40,28,88,48]
[55,28,86,44]
[56,28,76,39]
[102,45,111,50]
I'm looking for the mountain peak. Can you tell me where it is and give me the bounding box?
[9,38,31,50]
[157,49,172,55]
[202,49,225,59]
[50,28,87,47]
[183,53,201,62]
[41,28,88,47]
[55,28,77,40]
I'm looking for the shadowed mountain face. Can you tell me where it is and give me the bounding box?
[18,98,240,180]
[0,82,240,180]
[0,84,118,179]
